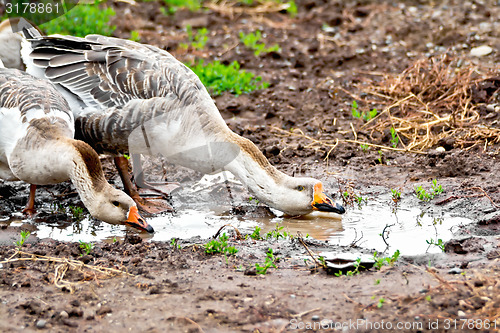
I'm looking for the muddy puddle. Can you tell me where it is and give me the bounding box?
[1,173,474,256]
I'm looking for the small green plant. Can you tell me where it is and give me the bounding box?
[130,30,141,42]
[360,143,370,152]
[248,226,263,240]
[391,188,401,202]
[346,258,363,276]
[318,256,326,267]
[377,150,384,164]
[374,279,381,285]
[285,0,297,17]
[79,241,94,255]
[188,60,269,96]
[415,179,443,201]
[351,100,378,121]
[333,257,364,276]
[204,233,238,255]
[431,179,443,196]
[426,238,445,252]
[351,100,360,118]
[255,248,279,274]
[40,1,116,37]
[342,190,367,209]
[112,237,118,243]
[377,297,385,308]
[248,196,260,204]
[373,250,400,269]
[265,224,290,240]
[162,0,202,14]
[239,30,280,56]
[355,195,367,207]
[180,26,209,50]
[15,230,30,250]
[69,205,85,221]
[425,295,432,301]
[170,238,181,249]
[390,127,399,148]
[50,202,65,214]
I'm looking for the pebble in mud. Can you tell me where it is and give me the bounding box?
[448,267,462,274]
[36,319,46,329]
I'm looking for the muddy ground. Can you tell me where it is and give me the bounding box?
[1,0,500,332]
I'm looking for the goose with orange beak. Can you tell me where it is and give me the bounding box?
[0,63,154,233]
[15,27,345,218]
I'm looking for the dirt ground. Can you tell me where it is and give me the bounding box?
[1,0,500,332]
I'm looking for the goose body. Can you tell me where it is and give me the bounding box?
[0,19,25,70]
[20,31,345,216]
[0,63,153,232]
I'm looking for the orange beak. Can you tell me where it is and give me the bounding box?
[312,183,346,214]
[125,206,154,233]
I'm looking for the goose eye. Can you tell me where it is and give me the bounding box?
[296,185,305,191]
[112,201,120,207]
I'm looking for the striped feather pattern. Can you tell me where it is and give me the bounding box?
[0,67,73,127]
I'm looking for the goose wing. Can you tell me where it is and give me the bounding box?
[0,67,73,128]
[24,34,210,114]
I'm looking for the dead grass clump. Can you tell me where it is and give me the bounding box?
[364,54,500,151]
[0,250,133,293]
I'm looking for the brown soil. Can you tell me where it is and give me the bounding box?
[1,0,500,332]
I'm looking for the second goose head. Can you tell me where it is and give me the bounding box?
[69,140,154,233]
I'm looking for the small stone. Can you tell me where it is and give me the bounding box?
[495,106,500,113]
[435,146,446,152]
[312,315,320,321]
[96,306,112,316]
[458,310,466,317]
[486,104,496,112]
[470,45,493,57]
[448,267,462,274]
[36,319,46,329]
[59,311,69,319]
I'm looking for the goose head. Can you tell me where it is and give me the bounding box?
[69,140,154,233]
[267,177,345,216]
[88,187,153,233]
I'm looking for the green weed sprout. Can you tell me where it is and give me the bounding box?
[372,250,400,270]
[69,205,85,221]
[40,1,116,37]
[255,248,279,274]
[415,179,443,201]
[390,127,399,148]
[130,30,141,42]
[426,238,445,252]
[204,233,238,255]
[390,189,401,202]
[15,230,31,250]
[377,297,385,308]
[351,100,378,121]
[188,60,269,96]
[248,226,262,240]
[180,26,209,50]
[79,241,94,255]
[162,0,202,14]
[265,223,290,240]
[239,30,280,56]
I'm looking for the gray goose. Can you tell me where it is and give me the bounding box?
[20,28,345,217]
[0,60,153,232]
